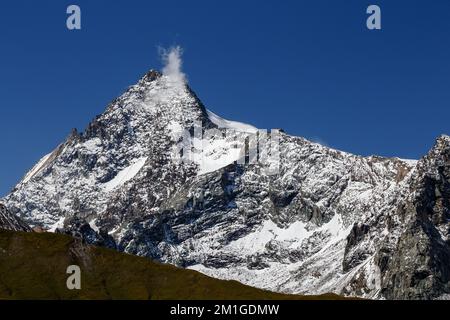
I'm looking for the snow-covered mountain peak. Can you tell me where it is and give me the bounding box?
[2,63,449,300]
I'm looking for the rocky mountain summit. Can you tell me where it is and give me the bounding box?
[2,68,449,299]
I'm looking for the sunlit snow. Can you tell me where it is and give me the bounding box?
[22,153,52,184]
[207,109,257,133]
[103,157,148,192]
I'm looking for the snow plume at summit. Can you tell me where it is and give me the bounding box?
[160,46,186,88]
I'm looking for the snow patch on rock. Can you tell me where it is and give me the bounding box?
[207,109,257,133]
[22,153,52,184]
[103,157,148,192]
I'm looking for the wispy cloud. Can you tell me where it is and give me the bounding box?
[160,46,186,88]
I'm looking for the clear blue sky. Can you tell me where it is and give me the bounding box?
[0,0,449,196]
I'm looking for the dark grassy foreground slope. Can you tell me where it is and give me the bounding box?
[0,230,345,300]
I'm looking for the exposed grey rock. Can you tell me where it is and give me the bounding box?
[2,70,449,300]
[57,216,117,250]
[376,135,450,299]
[0,202,30,232]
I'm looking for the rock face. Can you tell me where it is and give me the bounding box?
[0,202,30,232]
[375,135,450,299]
[3,70,449,299]
[56,216,117,250]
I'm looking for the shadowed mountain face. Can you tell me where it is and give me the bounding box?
[0,230,344,300]
[0,203,30,232]
[374,136,450,299]
[3,70,449,299]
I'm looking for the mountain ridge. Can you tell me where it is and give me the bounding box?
[2,69,449,299]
